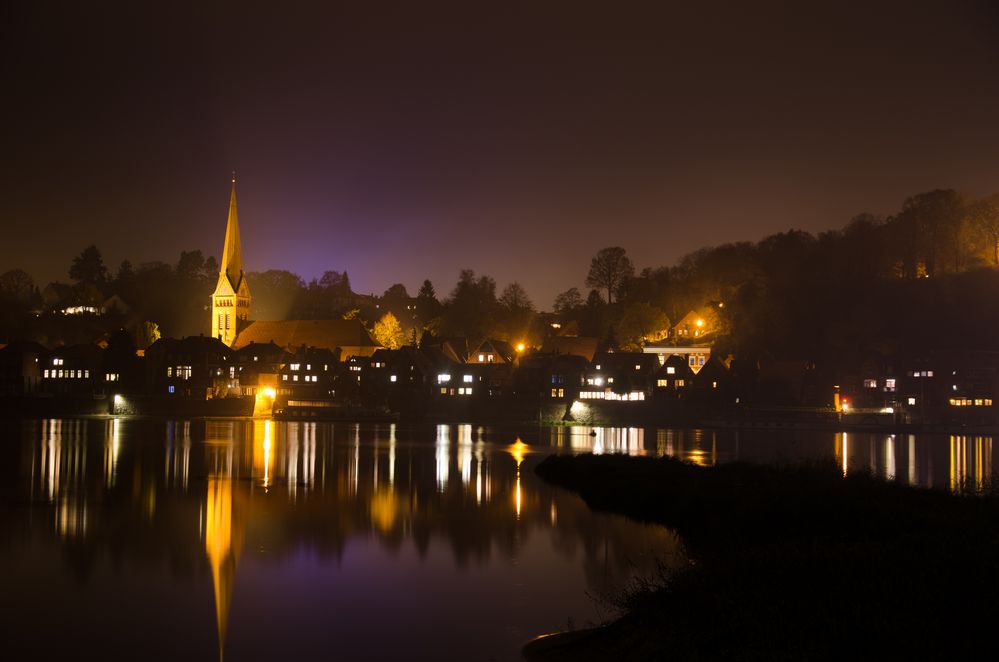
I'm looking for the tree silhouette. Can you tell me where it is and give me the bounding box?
[586,246,634,304]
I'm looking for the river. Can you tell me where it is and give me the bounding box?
[0,420,992,660]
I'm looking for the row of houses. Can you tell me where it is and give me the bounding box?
[0,329,733,414]
[837,350,999,425]
[6,324,999,425]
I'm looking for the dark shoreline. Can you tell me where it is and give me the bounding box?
[525,453,999,660]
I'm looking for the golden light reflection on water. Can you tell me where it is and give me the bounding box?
[509,438,529,519]
[204,440,239,662]
[21,419,999,660]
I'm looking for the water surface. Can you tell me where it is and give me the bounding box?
[1,421,993,661]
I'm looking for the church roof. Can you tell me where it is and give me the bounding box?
[233,319,380,354]
[219,177,245,292]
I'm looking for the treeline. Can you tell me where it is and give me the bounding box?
[3,188,999,366]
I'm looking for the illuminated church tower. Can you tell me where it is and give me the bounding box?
[211,175,251,346]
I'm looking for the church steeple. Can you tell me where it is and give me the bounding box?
[211,174,252,346]
[220,174,244,291]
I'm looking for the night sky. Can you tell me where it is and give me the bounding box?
[3,1,999,307]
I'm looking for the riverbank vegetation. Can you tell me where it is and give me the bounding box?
[526,454,999,660]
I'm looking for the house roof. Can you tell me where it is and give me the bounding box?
[233,319,379,353]
[147,336,233,360]
[541,336,599,362]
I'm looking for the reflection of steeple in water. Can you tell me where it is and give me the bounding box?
[204,442,241,662]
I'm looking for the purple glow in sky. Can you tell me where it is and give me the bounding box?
[3,2,999,306]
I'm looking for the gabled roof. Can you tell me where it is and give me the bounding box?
[658,354,695,376]
[541,336,599,362]
[147,335,233,360]
[421,336,469,363]
[469,339,516,363]
[234,341,285,361]
[233,319,379,354]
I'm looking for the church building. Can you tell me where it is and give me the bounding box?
[209,177,380,357]
[210,176,251,346]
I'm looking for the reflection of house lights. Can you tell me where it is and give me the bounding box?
[263,421,272,489]
[508,439,528,519]
[515,469,522,519]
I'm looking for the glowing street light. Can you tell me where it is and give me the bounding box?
[516,342,526,353]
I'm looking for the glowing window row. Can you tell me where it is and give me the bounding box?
[949,398,993,407]
[43,369,90,379]
[579,391,646,401]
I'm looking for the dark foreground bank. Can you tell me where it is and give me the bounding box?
[526,454,999,661]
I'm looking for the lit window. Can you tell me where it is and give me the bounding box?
[390,375,397,382]
[635,364,641,370]
[594,377,603,386]
[676,379,685,387]
[885,378,896,391]
[595,364,601,370]
[699,356,705,365]
[306,364,311,370]
[478,354,485,362]
[290,363,300,371]
[712,381,717,389]
[551,388,558,398]
[293,375,298,382]
[667,367,675,374]
[463,375,473,383]
[657,379,667,387]
[440,387,447,394]
[558,388,563,398]
[438,374,451,383]
[167,367,173,377]
[168,385,175,394]
[487,354,494,363]
[987,399,994,406]
[43,369,50,378]
[907,397,916,405]
[864,379,877,388]
[465,388,472,395]
[283,375,288,381]
[608,377,615,384]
